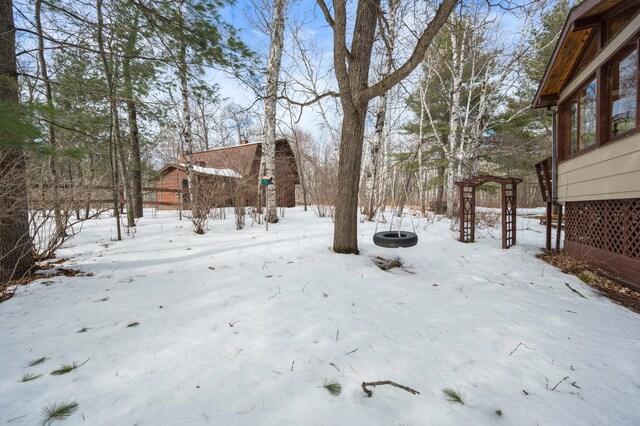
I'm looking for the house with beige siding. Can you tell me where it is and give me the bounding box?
[533,0,640,289]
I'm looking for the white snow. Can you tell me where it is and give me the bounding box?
[1,209,639,425]
[186,164,242,178]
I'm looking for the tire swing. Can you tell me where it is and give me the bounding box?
[373,229,418,248]
[372,183,418,249]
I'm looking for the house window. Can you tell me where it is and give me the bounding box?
[570,102,578,155]
[561,76,597,158]
[608,47,638,138]
[181,179,190,204]
[579,78,597,149]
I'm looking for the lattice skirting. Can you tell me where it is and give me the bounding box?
[564,199,640,288]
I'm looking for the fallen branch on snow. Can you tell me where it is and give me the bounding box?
[546,376,570,391]
[361,381,420,397]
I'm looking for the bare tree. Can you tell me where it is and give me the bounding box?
[317,0,456,253]
[122,14,144,218]
[35,0,66,238]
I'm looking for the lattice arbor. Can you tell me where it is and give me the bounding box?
[455,175,523,249]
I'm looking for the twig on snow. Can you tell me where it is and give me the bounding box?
[290,361,295,372]
[565,283,587,298]
[546,376,570,391]
[509,342,535,356]
[236,405,255,414]
[361,381,420,397]
[346,348,358,355]
[301,281,310,292]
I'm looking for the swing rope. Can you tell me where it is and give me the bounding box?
[372,165,417,236]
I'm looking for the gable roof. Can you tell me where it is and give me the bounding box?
[169,138,299,183]
[157,163,241,178]
[192,143,260,177]
[533,0,640,109]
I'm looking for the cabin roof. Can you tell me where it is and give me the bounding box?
[533,0,639,109]
[160,139,299,183]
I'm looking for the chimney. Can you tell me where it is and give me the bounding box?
[240,138,249,145]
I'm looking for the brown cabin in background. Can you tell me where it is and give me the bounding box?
[155,139,300,209]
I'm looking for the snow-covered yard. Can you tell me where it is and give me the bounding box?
[1,208,639,425]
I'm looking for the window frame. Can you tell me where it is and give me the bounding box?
[558,73,599,161]
[602,40,640,144]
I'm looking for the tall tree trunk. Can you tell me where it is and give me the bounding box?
[114,97,135,228]
[123,21,143,218]
[262,0,287,223]
[35,0,65,240]
[177,1,201,219]
[436,149,445,205]
[291,129,308,211]
[363,94,386,220]
[96,0,124,238]
[0,0,34,281]
[196,97,210,151]
[333,106,367,253]
[445,28,464,218]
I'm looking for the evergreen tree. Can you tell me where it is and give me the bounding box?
[1,0,34,282]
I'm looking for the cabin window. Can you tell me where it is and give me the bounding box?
[181,179,189,204]
[607,47,638,138]
[561,76,597,158]
[579,78,597,149]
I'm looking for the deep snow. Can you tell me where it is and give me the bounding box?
[1,208,639,425]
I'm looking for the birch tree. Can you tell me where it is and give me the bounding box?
[362,0,400,221]
[262,0,287,223]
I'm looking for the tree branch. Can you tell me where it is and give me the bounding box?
[360,0,457,102]
[277,90,339,107]
[316,0,334,28]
